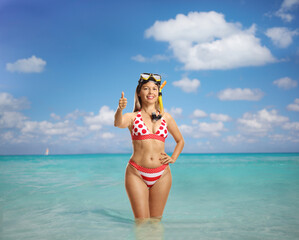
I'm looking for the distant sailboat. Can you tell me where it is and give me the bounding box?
[45,148,49,155]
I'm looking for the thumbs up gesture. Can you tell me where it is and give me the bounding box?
[118,91,127,110]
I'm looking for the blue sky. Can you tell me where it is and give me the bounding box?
[0,0,299,155]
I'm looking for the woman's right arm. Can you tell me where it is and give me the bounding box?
[114,92,131,128]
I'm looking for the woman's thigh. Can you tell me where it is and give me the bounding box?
[125,163,150,219]
[149,166,172,218]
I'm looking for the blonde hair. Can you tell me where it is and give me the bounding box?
[133,83,160,112]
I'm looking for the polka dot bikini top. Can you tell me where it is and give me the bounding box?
[131,110,168,142]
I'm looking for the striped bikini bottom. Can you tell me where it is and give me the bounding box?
[128,159,168,188]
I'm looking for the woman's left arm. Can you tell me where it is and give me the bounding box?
[160,113,184,164]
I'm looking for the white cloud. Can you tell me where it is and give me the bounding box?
[198,122,226,136]
[191,109,207,118]
[224,134,257,144]
[84,106,114,131]
[0,111,28,129]
[179,124,194,135]
[168,107,183,118]
[191,109,231,122]
[218,88,264,101]
[287,99,299,111]
[0,92,127,154]
[1,131,14,141]
[0,108,103,143]
[274,0,299,22]
[269,134,290,142]
[273,77,298,89]
[50,113,61,121]
[269,134,299,142]
[225,134,243,144]
[65,109,88,120]
[180,121,226,138]
[22,120,72,135]
[0,91,117,146]
[237,108,289,136]
[266,27,299,48]
[131,54,147,62]
[6,55,46,73]
[0,92,30,111]
[20,120,90,142]
[196,141,211,148]
[50,110,92,130]
[173,77,200,93]
[131,54,169,62]
[101,132,115,139]
[282,121,299,130]
[61,126,89,141]
[145,11,276,70]
[0,93,29,130]
[210,113,232,122]
[281,0,299,9]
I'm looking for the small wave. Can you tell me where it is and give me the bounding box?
[92,208,134,224]
[62,207,133,225]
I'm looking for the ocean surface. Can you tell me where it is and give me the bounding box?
[1,153,299,240]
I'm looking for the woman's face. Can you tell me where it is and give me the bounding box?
[138,81,159,104]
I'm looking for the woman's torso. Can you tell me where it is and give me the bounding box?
[129,110,168,168]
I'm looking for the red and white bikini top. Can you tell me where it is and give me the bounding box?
[131,110,168,142]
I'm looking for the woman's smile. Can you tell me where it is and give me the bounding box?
[147,95,155,100]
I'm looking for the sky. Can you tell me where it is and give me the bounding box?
[0,0,299,155]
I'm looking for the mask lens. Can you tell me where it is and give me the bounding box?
[152,74,161,81]
[141,73,150,80]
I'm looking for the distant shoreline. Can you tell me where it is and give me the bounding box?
[1,152,299,157]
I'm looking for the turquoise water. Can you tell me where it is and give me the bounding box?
[1,153,299,239]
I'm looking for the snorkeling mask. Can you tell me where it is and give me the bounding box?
[138,73,162,85]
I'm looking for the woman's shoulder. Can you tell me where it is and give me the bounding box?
[124,111,139,119]
[162,112,174,122]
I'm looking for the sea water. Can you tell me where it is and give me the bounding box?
[0,153,299,240]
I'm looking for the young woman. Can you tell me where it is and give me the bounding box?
[114,73,184,224]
